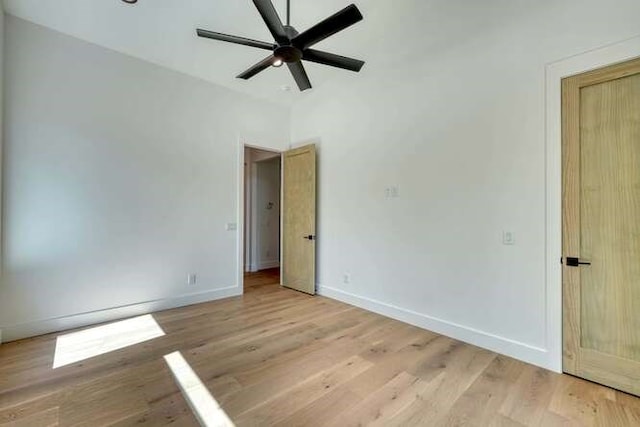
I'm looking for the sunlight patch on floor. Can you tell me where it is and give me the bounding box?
[164,351,236,427]
[52,314,165,368]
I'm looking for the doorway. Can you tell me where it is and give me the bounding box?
[239,143,318,294]
[243,146,282,290]
[561,57,640,396]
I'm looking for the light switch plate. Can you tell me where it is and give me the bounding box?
[385,186,400,198]
[226,223,237,231]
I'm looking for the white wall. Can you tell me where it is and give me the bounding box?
[0,16,289,341]
[290,0,640,370]
[256,157,280,270]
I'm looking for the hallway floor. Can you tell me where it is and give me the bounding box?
[244,268,280,290]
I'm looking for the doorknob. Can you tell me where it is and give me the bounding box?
[303,235,315,241]
[565,257,591,267]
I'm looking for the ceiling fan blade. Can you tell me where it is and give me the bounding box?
[292,4,363,49]
[252,0,289,45]
[287,61,312,91]
[197,29,275,51]
[303,49,364,72]
[237,55,276,80]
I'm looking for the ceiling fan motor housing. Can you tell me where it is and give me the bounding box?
[275,47,301,63]
[274,26,302,63]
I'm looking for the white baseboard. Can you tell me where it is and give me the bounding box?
[0,286,242,343]
[318,285,551,370]
[258,260,280,270]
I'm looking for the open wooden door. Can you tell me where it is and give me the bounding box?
[562,57,640,396]
[282,144,316,295]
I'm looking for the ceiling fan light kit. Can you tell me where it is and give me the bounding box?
[197,0,365,91]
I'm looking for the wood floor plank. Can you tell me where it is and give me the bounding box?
[1,270,638,426]
[488,413,528,427]
[335,371,433,427]
[594,399,640,427]
[539,410,581,426]
[499,365,559,425]
[274,386,361,427]
[548,375,616,425]
[233,355,373,425]
[4,406,58,427]
[219,338,364,415]
[437,355,525,426]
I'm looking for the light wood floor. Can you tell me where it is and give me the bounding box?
[1,273,639,426]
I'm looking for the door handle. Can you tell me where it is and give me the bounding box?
[565,257,591,267]
[303,235,316,241]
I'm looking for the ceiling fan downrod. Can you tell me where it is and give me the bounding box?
[286,0,290,26]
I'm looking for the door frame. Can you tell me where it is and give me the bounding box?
[237,138,284,293]
[545,35,640,373]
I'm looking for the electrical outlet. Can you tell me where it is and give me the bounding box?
[187,274,197,285]
[502,231,515,245]
[343,273,351,284]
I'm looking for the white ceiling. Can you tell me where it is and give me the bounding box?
[2,0,373,105]
[2,0,553,106]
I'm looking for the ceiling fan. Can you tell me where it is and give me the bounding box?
[196,0,365,91]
